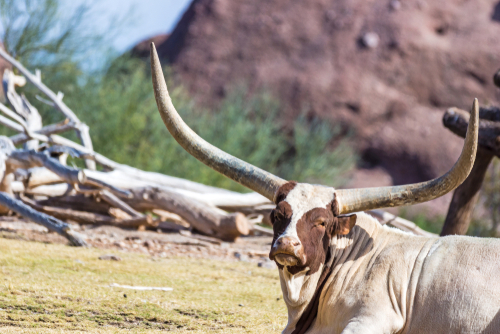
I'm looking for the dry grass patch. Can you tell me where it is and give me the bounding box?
[0,238,287,333]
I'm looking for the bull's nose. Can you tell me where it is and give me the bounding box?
[276,237,300,248]
[270,236,301,256]
[270,237,302,266]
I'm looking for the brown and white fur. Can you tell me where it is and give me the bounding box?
[269,182,500,334]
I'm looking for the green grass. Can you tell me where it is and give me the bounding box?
[0,238,286,333]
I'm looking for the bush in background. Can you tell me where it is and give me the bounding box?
[81,57,356,191]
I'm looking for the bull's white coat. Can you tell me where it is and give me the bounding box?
[279,212,500,334]
[281,267,310,304]
[275,183,336,247]
[280,265,323,330]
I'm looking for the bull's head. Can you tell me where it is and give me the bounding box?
[150,43,479,273]
[268,182,357,274]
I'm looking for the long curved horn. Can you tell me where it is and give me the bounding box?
[150,43,286,202]
[336,98,479,214]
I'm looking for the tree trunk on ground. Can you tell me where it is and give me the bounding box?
[127,187,249,241]
[21,195,155,228]
[0,192,87,246]
[441,148,494,236]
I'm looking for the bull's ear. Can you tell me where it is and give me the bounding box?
[336,214,357,235]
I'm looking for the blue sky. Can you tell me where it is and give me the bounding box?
[65,0,192,52]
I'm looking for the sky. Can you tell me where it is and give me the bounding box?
[65,0,192,52]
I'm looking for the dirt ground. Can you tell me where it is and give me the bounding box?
[0,217,277,268]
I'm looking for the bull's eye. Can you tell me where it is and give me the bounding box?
[315,219,325,227]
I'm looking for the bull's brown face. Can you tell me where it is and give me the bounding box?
[269,182,357,275]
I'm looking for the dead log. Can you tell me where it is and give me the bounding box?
[8,149,83,183]
[21,195,114,224]
[0,192,87,246]
[442,107,500,235]
[98,190,142,218]
[0,141,257,239]
[18,166,272,215]
[37,194,112,215]
[126,187,249,241]
[24,183,71,197]
[97,189,151,229]
[152,209,190,228]
[7,141,271,211]
[441,148,493,236]
[20,195,154,228]
[20,167,62,188]
[14,163,146,221]
[443,107,500,157]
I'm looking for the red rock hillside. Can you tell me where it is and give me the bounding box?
[134,0,500,196]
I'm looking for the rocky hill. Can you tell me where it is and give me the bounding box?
[134,0,500,202]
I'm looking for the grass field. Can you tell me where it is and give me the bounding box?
[0,238,287,333]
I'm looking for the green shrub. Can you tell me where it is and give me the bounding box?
[81,58,356,191]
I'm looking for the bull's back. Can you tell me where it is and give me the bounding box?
[407,236,500,334]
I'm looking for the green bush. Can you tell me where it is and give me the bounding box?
[80,58,356,191]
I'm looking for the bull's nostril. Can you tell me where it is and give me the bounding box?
[291,240,300,247]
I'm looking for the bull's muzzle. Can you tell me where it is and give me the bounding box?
[269,237,304,267]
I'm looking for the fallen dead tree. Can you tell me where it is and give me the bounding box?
[439,72,500,236]
[0,192,87,246]
[125,187,249,241]
[442,103,500,235]
[0,48,434,246]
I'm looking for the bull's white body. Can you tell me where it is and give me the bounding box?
[281,213,500,334]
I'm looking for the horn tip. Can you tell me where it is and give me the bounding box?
[150,43,159,64]
[471,98,479,122]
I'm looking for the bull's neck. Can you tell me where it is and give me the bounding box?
[316,213,433,333]
[330,212,385,269]
[280,213,411,334]
[279,258,327,334]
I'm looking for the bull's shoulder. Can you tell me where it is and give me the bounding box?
[421,235,500,271]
